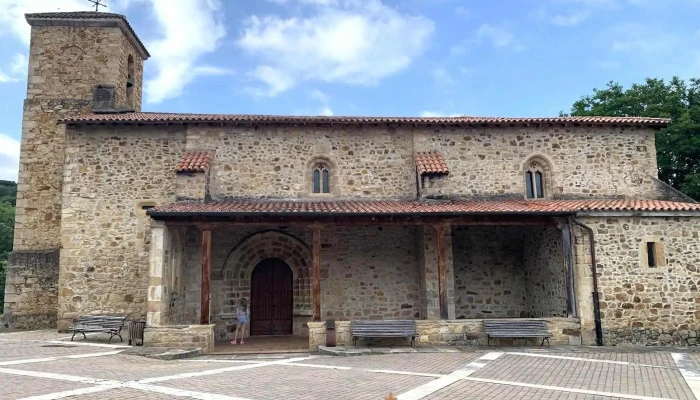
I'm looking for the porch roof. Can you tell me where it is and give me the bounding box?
[146,198,700,218]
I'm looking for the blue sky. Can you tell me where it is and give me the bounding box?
[0,0,698,181]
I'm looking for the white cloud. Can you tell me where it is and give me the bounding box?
[550,10,590,26]
[10,53,27,76]
[0,52,27,83]
[141,0,230,103]
[420,111,462,117]
[0,133,20,182]
[0,0,96,43]
[238,0,434,97]
[319,106,334,116]
[610,24,678,53]
[474,24,526,51]
[309,89,329,103]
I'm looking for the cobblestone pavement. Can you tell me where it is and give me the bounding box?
[1,330,700,400]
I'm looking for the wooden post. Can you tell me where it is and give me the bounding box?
[200,227,213,325]
[312,227,321,322]
[434,225,449,320]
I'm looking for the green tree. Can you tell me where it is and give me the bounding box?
[563,77,700,200]
[0,181,16,315]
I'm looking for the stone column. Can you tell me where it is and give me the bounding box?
[572,224,596,345]
[419,225,455,320]
[147,221,167,327]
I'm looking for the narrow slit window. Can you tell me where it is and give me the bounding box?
[525,171,534,199]
[647,242,656,268]
[322,169,330,194]
[312,164,330,194]
[313,169,321,193]
[535,171,544,198]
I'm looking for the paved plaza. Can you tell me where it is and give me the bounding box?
[1,331,700,399]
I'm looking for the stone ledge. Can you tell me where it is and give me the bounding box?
[144,324,215,354]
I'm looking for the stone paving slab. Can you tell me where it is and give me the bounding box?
[422,380,629,400]
[159,364,435,400]
[471,354,695,400]
[0,373,92,400]
[296,352,486,374]
[9,354,256,381]
[0,340,117,361]
[64,388,176,400]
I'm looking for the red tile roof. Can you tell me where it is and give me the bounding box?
[25,12,149,58]
[147,199,700,216]
[176,151,214,173]
[61,112,671,127]
[415,151,449,175]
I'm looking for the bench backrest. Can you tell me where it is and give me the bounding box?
[76,315,126,329]
[483,320,548,332]
[351,320,418,334]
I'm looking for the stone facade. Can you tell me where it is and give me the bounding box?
[57,125,184,330]
[5,11,700,351]
[413,126,658,199]
[5,16,147,329]
[575,216,700,346]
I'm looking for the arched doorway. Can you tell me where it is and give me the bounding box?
[250,258,293,335]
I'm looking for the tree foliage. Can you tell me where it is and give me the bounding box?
[563,77,700,200]
[0,181,16,315]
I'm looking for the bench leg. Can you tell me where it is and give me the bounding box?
[487,336,491,346]
[353,337,357,347]
[71,332,77,341]
[411,337,415,347]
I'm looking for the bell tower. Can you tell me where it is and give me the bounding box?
[3,11,149,329]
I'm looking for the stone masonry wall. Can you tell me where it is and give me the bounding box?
[2,250,59,329]
[321,226,421,320]
[57,125,184,330]
[523,225,568,317]
[185,125,416,199]
[413,125,658,199]
[578,216,700,346]
[15,25,142,250]
[452,226,527,318]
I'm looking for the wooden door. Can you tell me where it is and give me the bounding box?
[250,258,293,335]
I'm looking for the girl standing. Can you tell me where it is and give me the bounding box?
[231,298,249,345]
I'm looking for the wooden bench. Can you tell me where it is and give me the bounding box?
[483,320,552,346]
[68,316,126,343]
[350,320,419,347]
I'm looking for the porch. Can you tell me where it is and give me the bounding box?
[143,200,581,353]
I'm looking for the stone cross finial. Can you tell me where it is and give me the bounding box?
[87,0,107,12]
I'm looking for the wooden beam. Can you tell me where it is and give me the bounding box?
[434,225,449,320]
[562,219,576,317]
[311,227,321,322]
[200,228,212,325]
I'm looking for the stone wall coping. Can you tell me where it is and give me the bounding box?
[308,317,580,328]
[145,324,215,331]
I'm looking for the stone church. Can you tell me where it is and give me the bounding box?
[4,11,700,352]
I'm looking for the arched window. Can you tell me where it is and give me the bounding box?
[312,163,330,194]
[523,156,552,199]
[126,55,135,107]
